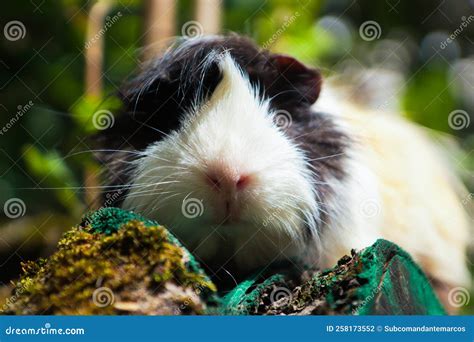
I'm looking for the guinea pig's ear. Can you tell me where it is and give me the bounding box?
[267,54,322,106]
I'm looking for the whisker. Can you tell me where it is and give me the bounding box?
[306,152,346,162]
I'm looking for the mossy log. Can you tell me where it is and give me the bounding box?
[219,240,445,315]
[2,208,445,315]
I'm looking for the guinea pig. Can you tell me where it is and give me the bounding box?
[95,35,470,293]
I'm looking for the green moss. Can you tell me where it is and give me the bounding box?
[81,207,205,276]
[5,214,216,315]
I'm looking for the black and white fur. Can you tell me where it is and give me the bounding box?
[96,35,470,288]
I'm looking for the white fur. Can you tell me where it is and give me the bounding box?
[313,86,382,268]
[122,55,319,270]
[315,82,471,286]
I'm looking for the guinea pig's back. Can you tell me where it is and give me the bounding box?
[315,84,471,289]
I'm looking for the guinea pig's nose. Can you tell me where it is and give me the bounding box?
[205,170,251,192]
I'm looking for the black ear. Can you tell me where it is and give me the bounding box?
[266,54,322,107]
[95,60,222,152]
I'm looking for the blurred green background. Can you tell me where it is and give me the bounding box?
[1,0,473,313]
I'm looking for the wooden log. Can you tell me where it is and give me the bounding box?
[1,208,445,315]
[219,240,446,315]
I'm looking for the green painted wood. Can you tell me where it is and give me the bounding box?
[355,240,445,315]
[218,239,445,315]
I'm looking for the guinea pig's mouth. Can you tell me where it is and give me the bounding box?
[212,211,249,227]
[220,215,232,226]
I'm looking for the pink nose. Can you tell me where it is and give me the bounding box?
[205,170,251,192]
[204,166,252,222]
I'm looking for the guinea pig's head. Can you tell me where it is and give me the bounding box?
[96,35,348,272]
